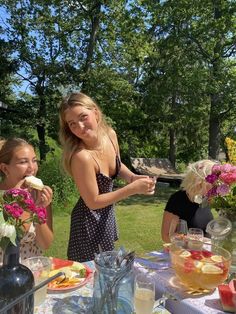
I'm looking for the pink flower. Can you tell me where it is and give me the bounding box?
[221,163,234,173]
[219,172,236,185]
[36,207,47,223]
[212,164,222,174]
[1,188,47,246]
[205,162,236,215]
[4,203,24,219]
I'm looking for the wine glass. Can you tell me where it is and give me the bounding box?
[187,228,204,249]
[169,219,188,243]
[134,273,155,314]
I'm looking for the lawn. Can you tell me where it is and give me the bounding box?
[45,183,178,259]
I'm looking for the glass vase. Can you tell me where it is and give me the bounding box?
[93,251,134,314]
[218,211,236,273]
[0,240,34,313]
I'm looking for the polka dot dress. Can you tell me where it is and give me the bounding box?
[67,156,121,263]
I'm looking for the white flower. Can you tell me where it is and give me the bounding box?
[0,211,16,245]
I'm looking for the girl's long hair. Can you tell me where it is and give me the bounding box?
[59,92,111,176]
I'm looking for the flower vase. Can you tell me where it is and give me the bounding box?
[219,211,236,273]
[0,240,34,313]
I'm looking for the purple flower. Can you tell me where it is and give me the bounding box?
[216,184,230,196]
[207,187,218,198]
[206,174,218,184]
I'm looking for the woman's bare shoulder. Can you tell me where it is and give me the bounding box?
[108,128,117,141]
[71,148,92,163]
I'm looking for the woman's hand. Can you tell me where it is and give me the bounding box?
[131,177,156,195]
[35,186,53,207]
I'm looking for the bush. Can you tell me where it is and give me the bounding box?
[37,146,78,214]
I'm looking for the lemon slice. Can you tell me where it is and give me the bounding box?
[194,261,203,269]
[180,250,191,258]
[201,264,223,274]
[210,255,223,263]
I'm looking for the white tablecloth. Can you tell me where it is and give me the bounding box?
[134,261,226,314]
[35,259,227,314]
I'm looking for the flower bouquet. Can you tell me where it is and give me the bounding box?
[205,163,236,220]
[0,188,47,250]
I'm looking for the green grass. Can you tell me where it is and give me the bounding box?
[45,184,178,259]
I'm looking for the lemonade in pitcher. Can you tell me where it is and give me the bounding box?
[170,240,231,291]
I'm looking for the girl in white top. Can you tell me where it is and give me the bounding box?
[0,138,53,262]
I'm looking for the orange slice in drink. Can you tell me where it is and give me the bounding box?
[210,255,223,263]
[201,264,223,274]
[180,250,191,258]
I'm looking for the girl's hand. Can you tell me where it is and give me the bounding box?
[131,177,156,195]
[35,186,53,207]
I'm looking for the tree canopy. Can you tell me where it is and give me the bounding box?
[0,0,235,166]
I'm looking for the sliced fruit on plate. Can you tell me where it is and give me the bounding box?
[49,267,73,278]
[201,264,223,274]
[70,263,87,277]
[51,257,74,270]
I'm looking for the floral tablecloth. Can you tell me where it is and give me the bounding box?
[34,261,94,314]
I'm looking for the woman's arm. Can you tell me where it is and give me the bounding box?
[161,211,179,243]
[71,150,155,210]
[119,162,150,183]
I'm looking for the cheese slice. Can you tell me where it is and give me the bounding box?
[25,176,44,190]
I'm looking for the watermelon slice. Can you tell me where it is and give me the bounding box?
[51,257,74,270]
[218,281,236,313]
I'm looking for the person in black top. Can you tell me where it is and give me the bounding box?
[161,159,216,242]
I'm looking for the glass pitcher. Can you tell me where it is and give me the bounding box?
[92,251,134,314]
[206,217,232,246]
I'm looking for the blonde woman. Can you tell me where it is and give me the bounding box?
[59,92,156,262]
[161,159,216,242]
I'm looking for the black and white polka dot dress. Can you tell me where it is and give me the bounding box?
[67,156,121,262]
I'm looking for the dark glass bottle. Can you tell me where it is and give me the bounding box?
[0,241,34,314]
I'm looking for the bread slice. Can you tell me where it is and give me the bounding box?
[25,176,44,191]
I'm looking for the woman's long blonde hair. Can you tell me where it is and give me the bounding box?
[59,92,111,176]
[181,159,216,202]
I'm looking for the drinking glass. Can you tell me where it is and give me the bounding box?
[187,228,204,249]
[187,228,204,241]
[169,219,188,243]
[134,273,155,314]
[22,256,51,307]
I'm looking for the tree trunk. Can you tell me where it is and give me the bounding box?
[169,128,176,168]
[169,95,177,167]
[208,96,220,160]
[36,85,47,161]
[81,1,101,92]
